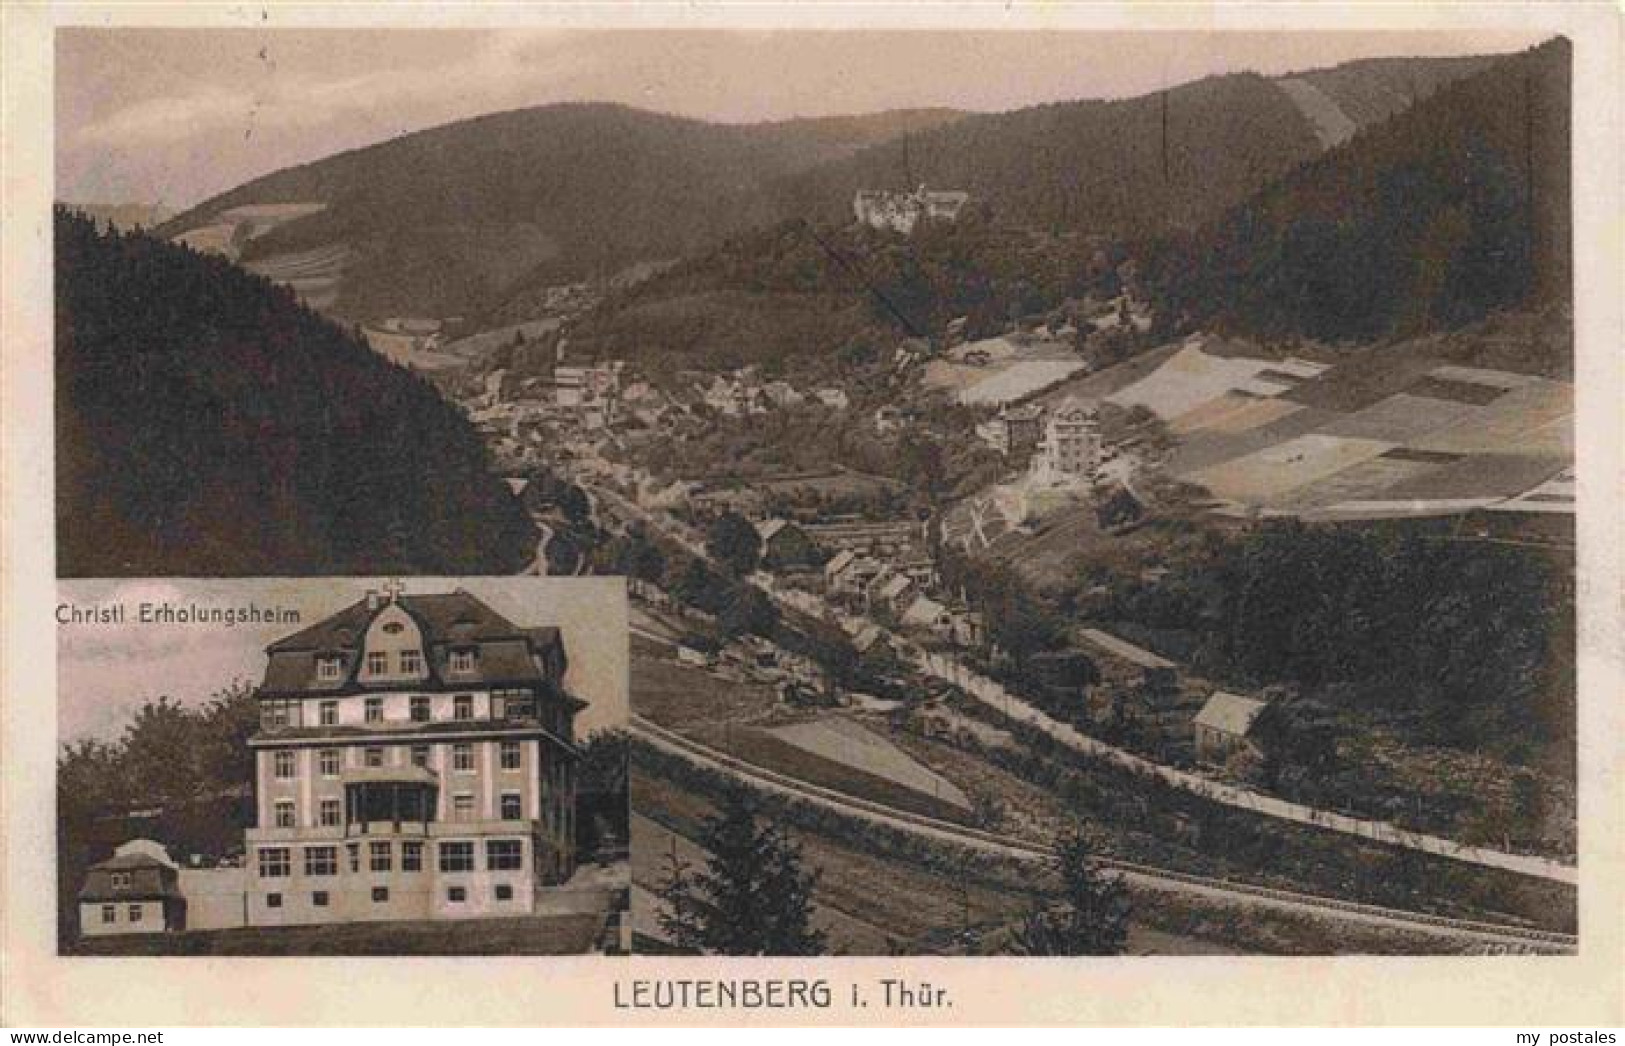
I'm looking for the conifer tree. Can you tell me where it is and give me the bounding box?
[1012,830,1130,955]
[657,790,826,955]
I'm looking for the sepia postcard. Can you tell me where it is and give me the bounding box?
[2,0,1622,1028]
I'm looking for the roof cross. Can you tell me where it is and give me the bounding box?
[381,578,406,603]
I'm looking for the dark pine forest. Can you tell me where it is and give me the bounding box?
[55,208,534,576]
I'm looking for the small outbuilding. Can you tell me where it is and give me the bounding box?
[78,840,185,937]
[755,519,822,572]
[1193,690,1269,766]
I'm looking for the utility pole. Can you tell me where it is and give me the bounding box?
[1161,90,1170,183]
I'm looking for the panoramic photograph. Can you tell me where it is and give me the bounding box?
[54,28,1575,957]
[56,577,630,955]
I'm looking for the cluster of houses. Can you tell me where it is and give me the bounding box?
[697,370,850,417]
[675,632,833,706]
[1071,627,1271,768]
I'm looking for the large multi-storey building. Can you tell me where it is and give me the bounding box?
[1033,400,1102,483]
[245,585,586,926]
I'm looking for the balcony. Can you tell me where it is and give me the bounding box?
[342,769,437,837]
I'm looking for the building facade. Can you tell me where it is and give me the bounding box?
[1034,401,1102,482]
[245,587,586,926]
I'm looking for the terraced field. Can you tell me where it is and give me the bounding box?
[1076,336,1575,522]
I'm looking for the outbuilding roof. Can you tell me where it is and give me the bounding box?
[1194,691,1269,737]
[1078,628,1176,670]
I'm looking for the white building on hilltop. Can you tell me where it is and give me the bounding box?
[853,186,971,235]
[1031,400,1102,485]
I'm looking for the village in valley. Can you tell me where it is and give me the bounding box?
[56,32,1579,958]
[334,170,1577,955]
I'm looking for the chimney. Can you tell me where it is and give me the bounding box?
[365,590,381,612]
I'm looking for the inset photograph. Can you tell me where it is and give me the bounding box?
[57,577,629,955]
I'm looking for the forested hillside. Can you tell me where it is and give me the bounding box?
[1145,39,1570,344]
[55,208,535,576]
[156,105,966,322]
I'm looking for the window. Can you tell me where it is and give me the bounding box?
[273,751,296,779]
[372,887,390,903]
[452,743,474,773]
[317,656,343,682]
[304,846,337,877]
[100,904,115,923]
[410,744,430,768]
[382,622,404,635]
[262,700,291,729]
[447,886,467,903]
[318,749,340,777]
[319,798,342,827]
[410,696,430,722]
[347,843,360,873]
[495,884,513,901]
[128,904,143,922]
[364,697,383,723]
[500,792,522,820]
[110,871,131,891]
[319,700,338,726]
[369,841,392,873]
[266,893,282,908]
[452,793,475,820]
[274,800,296,828]
[454,694,474,720]
[450,649,476,674]
[486,839,523,871]
[364,747,384,768]
[499,689,535,720]
[366,651,388,674]
[500,741,521,771]
[438,841,475,873]
[402,841,423,872]
[258,848,290,878]
[400,649,423,674]
[313,891,329,907]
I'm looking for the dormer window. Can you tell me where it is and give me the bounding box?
[110,871,131,891]
[399,649,423,675]
[366,652,387,675]
[316,656,344,682]
[450,649,477,674]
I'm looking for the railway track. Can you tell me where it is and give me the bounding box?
[632,714,1577,953]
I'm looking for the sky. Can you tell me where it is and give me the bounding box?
[56,577,629,745]
[55,28,1544,210]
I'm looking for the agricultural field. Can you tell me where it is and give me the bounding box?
[1055,335,1576,521]
[630,648,781,731]
[244,243,353,311]
[924,335,1089,406]
[169,201,327,262]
